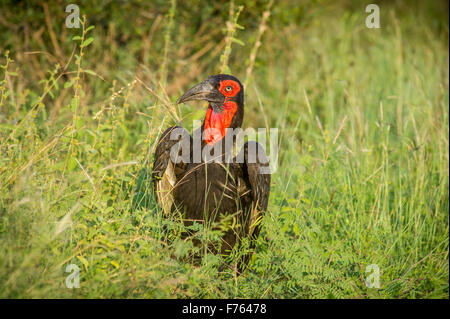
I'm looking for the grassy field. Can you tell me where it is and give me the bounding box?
[0,1,448,298]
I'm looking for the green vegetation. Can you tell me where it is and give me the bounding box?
[0,1,448,298]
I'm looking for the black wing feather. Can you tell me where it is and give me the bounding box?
[152,126,192,214]
[239,141,271,270]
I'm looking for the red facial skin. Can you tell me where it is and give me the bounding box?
[204,80,240,145]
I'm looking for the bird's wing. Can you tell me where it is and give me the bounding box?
[152,126,192,216]
[239,141,271,247]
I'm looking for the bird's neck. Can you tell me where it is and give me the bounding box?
[203,101,238,145]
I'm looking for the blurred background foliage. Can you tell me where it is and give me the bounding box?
[1,1,447,101]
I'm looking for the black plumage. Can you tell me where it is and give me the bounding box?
[152,75,270,272]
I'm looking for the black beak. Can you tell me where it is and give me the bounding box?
[176,78,223,106]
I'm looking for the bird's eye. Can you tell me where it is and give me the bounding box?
[219,80,240,96]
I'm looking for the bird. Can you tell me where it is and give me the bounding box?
[152,74,271,272]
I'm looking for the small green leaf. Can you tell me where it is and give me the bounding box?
[293,223,300,236]
[67,156,78,171]
[72,36,82,41]
[82,37,94,47]
[64,80,74,89]
[77,255,89,270]
[75,117,84,129]
[70,97,79,112]
[83,69,98,77]
[231,37,245,46]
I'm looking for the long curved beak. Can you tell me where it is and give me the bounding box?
[176,78,223,105]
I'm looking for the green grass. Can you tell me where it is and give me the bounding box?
[0,1,448,298]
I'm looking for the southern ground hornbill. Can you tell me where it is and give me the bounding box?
[152,74,271,272]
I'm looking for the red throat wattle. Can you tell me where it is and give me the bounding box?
[203,101,237,145]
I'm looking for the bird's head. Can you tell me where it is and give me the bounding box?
[177,74,244,144]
